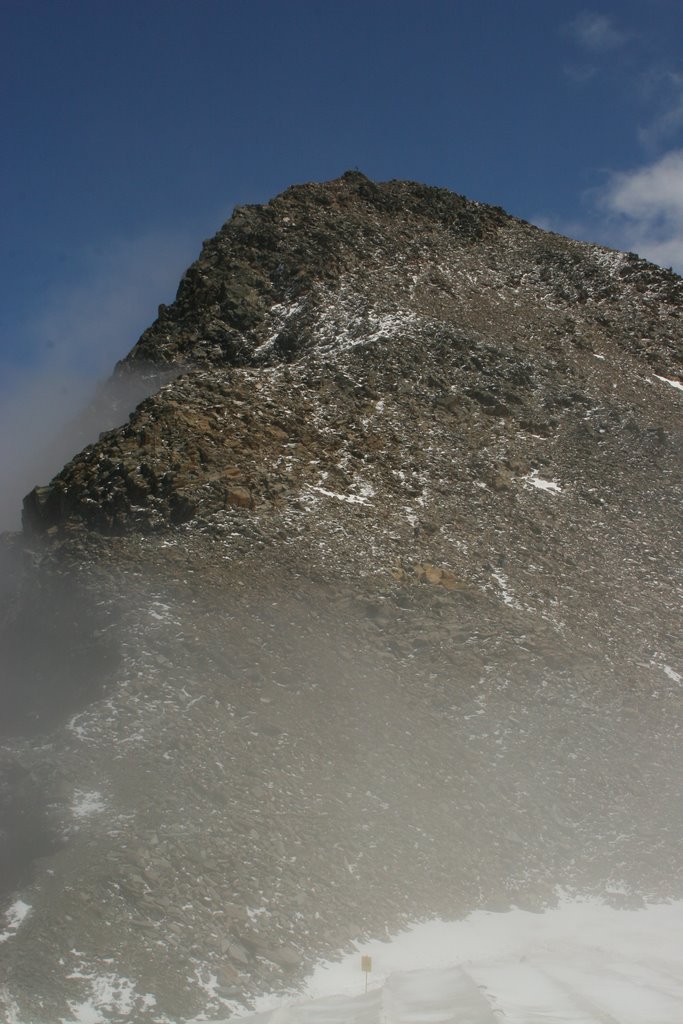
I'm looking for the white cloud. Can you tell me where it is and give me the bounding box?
[568,12,627,52]
[603,150,683,222]
[598,149,683,271]
[0,230,197,531]
[531,149,683,278]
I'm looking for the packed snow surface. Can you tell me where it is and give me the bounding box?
[226,897,683,1023]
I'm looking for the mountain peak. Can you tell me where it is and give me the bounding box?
[3,173,683,1023]
[117,174,510,372]
[108,174,680,386]
[22,174,682,537]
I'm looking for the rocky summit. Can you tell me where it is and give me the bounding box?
[1,171,682,1022]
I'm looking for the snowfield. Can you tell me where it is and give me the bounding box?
[225,897,683,1024]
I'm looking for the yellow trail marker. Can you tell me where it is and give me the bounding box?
[361,955,372,993]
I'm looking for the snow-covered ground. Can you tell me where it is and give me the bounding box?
[226,897,683,1023]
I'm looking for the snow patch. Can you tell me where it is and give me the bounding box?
[310,285,421,354]
[654,373,683,392]
[148,601,174,622]
[67,715,90,740]
[524,470,562,494]
[192,967,242,1017]
[0,901,31,943]
[307,485,373,505]
[649,657,682,685]
[72,791,106,818]
[592,247,628,273]
[491,570,521,610]
[60,971,155,1024]
[254,299,307,356]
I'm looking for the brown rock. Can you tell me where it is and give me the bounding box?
[225,486,253,509]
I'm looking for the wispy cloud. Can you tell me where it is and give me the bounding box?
[562,63,598,86]
[0,230,197,531]
[562,12,628,87]
[555,8,683,272]
[638,71,683,149]
[568,12,628,52]
[21,232,197,379]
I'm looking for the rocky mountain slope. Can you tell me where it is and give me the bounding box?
[1,172,682,1023]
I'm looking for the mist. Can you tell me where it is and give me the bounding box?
[4,564,683,1017]
[0,231,195,531]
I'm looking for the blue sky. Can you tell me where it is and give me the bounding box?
[1,0,683,524]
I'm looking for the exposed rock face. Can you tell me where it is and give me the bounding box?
[1,172,682,1022]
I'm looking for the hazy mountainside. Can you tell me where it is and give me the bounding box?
[1,172,682,1022]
